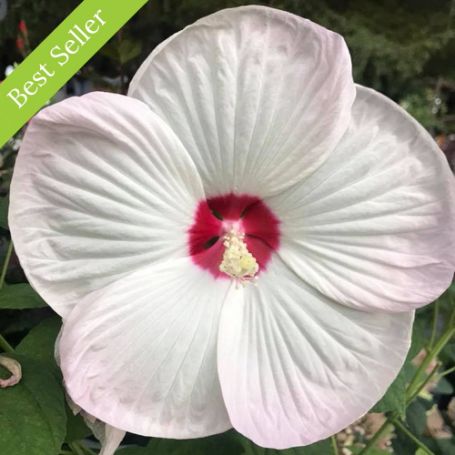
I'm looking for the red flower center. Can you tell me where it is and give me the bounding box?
[188,193,281,278]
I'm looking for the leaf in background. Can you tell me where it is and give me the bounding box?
[0,283,46,309]
[116,448,149,455]
[0,196,8,229]
[371,367,407,415]
[437,284,455,322]
[440,342,455,364]
[432,437,455,455]
[15,316,92,442]
[419,435,455,455]
[16,316,61,364]
[432,376,454,395]
[392,425,417,455]
[101,37,142,65]
[408,312,427,360]
[117,432,243,455]
[238,434,333,454]
[147,431,243,455]
[0,354,67,455]
[371,315,426,416]
[64,406,92,443]
[117,434,333,455]
[405,399,428,436]
[348,446,391,454]
[118,38,142,65]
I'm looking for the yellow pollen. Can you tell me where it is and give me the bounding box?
[219,229,259,285]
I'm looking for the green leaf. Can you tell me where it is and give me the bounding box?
[295,438,333,455]
[302,438,333,455]
[64,406,91,443]
[15,317,89,443]
[16,316,61,364]
[117,434,334,455]
[408,313,427,360]
[0,196,8,229]
[440,342,455,363]
[405,399,428,436]
[371,365,407,415]
[349,446,390,455]
[0,354,67,455]
[116,449,149,455]
[148,432,243,455]
[117,432,243,455]
[118,39,142,64]
[101,38,142,65]
[0,283,46,309]
[432,376,453,395]
[432,437,455,455]
[371,316,426,416]
[238,433,333,454]
[392,425,416,455]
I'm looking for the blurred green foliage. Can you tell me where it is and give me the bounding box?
[1,1,454,129]
[1,0,454,95]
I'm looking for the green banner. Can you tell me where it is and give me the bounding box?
[0,0,148,147]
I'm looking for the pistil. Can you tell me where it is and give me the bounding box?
[219,229,259,284]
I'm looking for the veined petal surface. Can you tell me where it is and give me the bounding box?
[59,258,232,438]
[218,257,413,448]
[129,5,355,197]
[10,92,204,317]
[268,85,455,312]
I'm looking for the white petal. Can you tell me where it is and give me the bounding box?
[268,85,455,312]
[99,425,126,455]
[218,257,413,448]
[56,340,126,455]
[129,5,355,197]
[59,258,232,438]
[10,92,204,317]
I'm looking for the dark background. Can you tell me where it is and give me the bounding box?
[1,0,455,133]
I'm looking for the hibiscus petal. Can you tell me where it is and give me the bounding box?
[10,92,204,317]
[129,5,355,197]
[99,425,126,455]
[59,257,232,438]
[267,85,455,312]
[57,345,126,455]
[218,257,413,448]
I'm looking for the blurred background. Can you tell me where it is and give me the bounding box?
[1,0,454,132]
[0,1,455,455]
[2,0,455,166]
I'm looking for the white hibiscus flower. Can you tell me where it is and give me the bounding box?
[9,5,455,451]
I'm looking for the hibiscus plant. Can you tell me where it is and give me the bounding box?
[1,5,455,455]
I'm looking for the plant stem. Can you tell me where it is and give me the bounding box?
[406,363,440,405]
[439,364,455,377]
[449,301,455,328]
[428,299,439,349]
[331,435,339,455]
[0,240,13,289]
[393,419,435,455]
[0,241,15,354]
[360,307,455,455]
[357,418,394,455]
[0,333,14,353]
[406,325,455,400]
